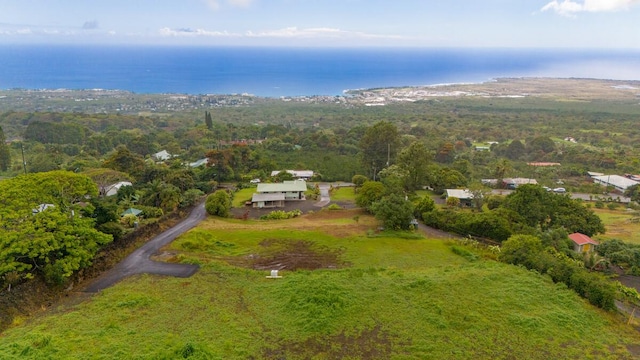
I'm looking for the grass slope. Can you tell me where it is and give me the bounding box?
[0,210,638,359]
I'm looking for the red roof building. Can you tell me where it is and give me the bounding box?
[568,233,599,253]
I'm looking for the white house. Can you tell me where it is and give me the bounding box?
[152,150,172,162]
[188,158,209,168]
[251,193,286,209]
[252,180,307,208]
[104,181,133,197]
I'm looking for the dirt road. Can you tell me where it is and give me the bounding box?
[83,203,206,292]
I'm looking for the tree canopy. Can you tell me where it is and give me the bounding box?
[502,184,605,236]
[359,121,400,180]
[0,171,111,285]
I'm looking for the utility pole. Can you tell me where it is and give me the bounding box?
[20,142,27,174]
[386,143,390,167]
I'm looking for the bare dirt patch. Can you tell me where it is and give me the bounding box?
[258,324,408,360]
[228,239,350,271]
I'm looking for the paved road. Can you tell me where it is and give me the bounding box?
[490,189,631,203]
[84,203,206,293]
[315,183,331,207]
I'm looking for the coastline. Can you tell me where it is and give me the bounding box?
[2,78,639,114]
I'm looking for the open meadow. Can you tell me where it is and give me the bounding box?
[1,209,640,359]
[594,208,640,244]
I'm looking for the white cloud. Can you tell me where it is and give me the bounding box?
[159,26,404,41]
[541,0,640,16]
[227,0,253,8]
[158,27,240,37]
[202,0,254,10]
[245,27,404,40]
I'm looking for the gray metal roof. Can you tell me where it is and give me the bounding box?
[593,175,639,190]
[252,193,285,202]
[257,180,308,193]
[446,189,474,199]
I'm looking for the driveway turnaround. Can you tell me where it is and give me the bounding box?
[84,203,206,293]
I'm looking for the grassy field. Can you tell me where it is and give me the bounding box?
[329,186,357,202]
[594,208,640,244]
[1,210,639,359]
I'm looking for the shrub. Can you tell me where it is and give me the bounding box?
[180,188,204,208]
[260,209,302,220]
[205,190,232,217]
[486,195,504,210]
[97,221,125,241]
[136,205,164,218]
[414,195,435,219]
[327,203,342,210]
[446,196,460,208]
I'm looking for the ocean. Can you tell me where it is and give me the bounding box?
[0,45,639,97]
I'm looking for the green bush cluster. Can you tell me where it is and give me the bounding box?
[422,209,513,242]
[259,209,302,220]
[596,239,640,275]
[499,235,617,310]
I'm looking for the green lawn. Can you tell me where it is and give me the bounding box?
[329,186,357,202]
[231,187,257,208]
[1,213,639,359]
[594,208,640,244]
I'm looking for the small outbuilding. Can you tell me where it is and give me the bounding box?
[568,233,599,253]
[445,189,474,207]
[103,181,133,197]
[121,208,143,217]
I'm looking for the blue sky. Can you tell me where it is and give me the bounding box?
[0,0,639,48]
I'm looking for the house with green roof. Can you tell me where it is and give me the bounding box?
[252,180,307,208]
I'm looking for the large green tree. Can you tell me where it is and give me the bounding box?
[370,194,415,230]
[502,184,604,236]
[102,145,145,177]
[355,181,385,210]
[396,141,432,191]
[0,171,112,285]
[359,121,400,180]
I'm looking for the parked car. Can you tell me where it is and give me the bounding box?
[250,178,261,184]
[553,187,566,193]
